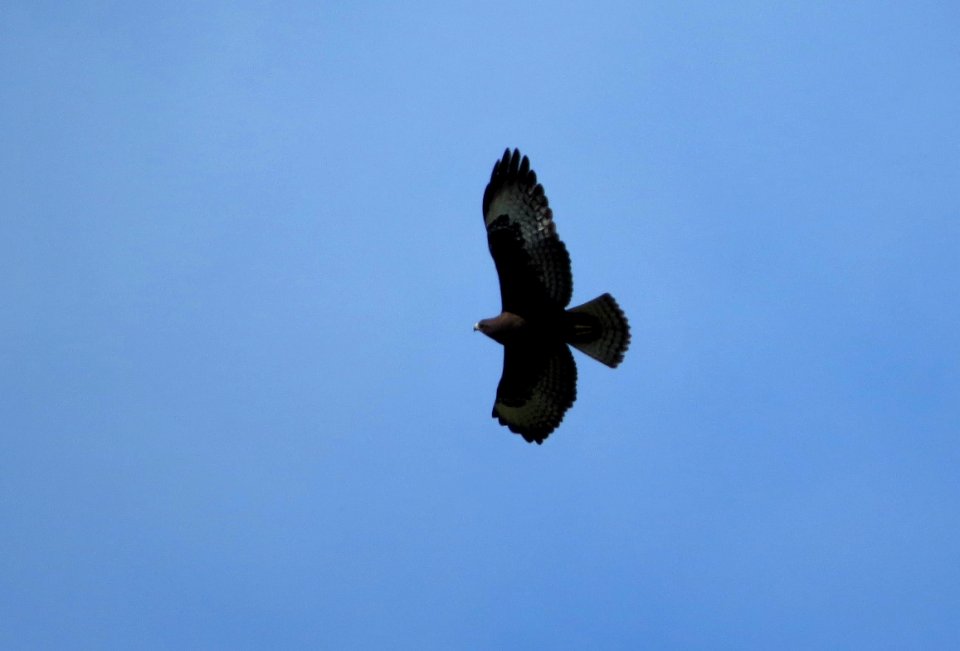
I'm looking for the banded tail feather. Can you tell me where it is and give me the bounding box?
[564,293,631,368]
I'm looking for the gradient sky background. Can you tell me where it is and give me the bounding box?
[2,2,958,649]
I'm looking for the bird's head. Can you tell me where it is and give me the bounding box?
[474,318,504,341]
[474,314,525,344]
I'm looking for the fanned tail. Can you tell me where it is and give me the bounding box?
[564,293,630,368]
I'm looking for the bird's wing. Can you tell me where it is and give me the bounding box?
[483,148,573,315]
[492,341,577,444]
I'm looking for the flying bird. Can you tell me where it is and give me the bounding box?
[475,148,630,444]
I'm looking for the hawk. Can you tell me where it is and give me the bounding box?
[475,148,631,444]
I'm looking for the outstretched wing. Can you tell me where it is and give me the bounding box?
[483,148,573,316]
[493,342,577,444]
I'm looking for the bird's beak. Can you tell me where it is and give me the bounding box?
[473,323,480,331]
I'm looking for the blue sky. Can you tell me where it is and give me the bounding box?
[2,1,958,648]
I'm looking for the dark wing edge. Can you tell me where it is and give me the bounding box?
[492,342,578,444]
[482,148,573,312]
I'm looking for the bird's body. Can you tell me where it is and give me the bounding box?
[476,148,630,444]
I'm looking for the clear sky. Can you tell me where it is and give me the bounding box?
[2,2,958,649]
